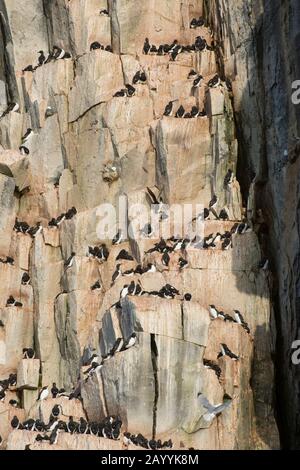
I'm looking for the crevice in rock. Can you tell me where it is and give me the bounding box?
[150,333,159,440]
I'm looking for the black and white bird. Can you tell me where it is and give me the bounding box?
[190,106,200,118]
[259,258,269,271]
[112,230,123,245]
[111,264,122,285]
[188,69,198,79]
[209,195,218,210]
[90,41,102,51]
[51,404,62,418]
[219,209,229,221]
[175,105,185,118]
[23,348,35,359]
[27,222,42,238]
[64,252,75,269]
[193,75,203,88]
[162,250,170,267]
[120,285,129,298]
[143,263,156,274]
[21,128,33,144]
[222,238,232,250]
[209,305,219,320]
[91,280,101,291]
[197,393,232,423]
[21,272,30,285]
[224,169,234,186]
[51,383,59,398]
[116,249,134,261]
[233,310,250,334]
[123,333,137,349]
[140,223,153,237]
[37,386,49,401]
[179,257,188,270]
[143,38,151,55]
[208,74,221,88]
[19,145,30,155]
[37,50,46,66]
[218,344,239,361]
[184,293,192,301]
[163,101,174,117]
[0,102,19,119]
[125,84,136,97]
[100,9,109,16]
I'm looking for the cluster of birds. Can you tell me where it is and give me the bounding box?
[90,42,113,52]
[0,373,17,402]
[13,219,42,238]
[11,413,122,447]
[113,69,148,98]
[123,432,172,450]
[209,305,250,335]
[190,17,205,28]
[22,47,71,73]
[48,207,77,228]
[6,295,23,308]
[143,36,214,60]
[0,256,14,265]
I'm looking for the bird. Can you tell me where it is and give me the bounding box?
[193,75,203,88]
[208,74,221,88]
[197,393,232,423]
[27,222,42,238]
[21,128,33,144]
[100,9,109,15]
[222,238,232,250]
[219,209,229,220]
[22,65,34,72]
[111,264,122,286]
[224,169,234,186]
[162,251,170,267]
[143,38,151,55]
[184,293,192,301]
[218,344,239,360]
[21,272,30,285]
[114,89,127,97]
[23,348,35,359]
[209,195,218,210]
[163,101,173,117]
[209,305,219,320]
[233,310,250,334]
[51,383,59,398]
[64,252,75,269]
[37,386,49,401]
[125,84,136,97]
[140,223,153,237]
[259,258,269,270]
[90,41,102,51]
[37,50,46,66]
[120,285,129,298]
[19,145,30,155]
[51,404,62,418]
[175,105,185,118]
[0,102,19,119]
[112,230,123,245]
[179,258,188,270]
[116,250,134,261]
[190,106,200,118]
[91,280,101,291]
[188,69,198,79]
[123,332,137,349]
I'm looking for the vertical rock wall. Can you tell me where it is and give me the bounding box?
[0,0,279,450]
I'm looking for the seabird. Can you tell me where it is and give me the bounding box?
[193,75,203,88]
[188,69,198,79]
[259,258,269,270]
[222,238,232,250]
[23,348,35,359]
[208,74,221,88]
[143,38,151,55]
[90,41,102,51]
[11,416,21,429]
[184,293,192,301]
[37,386,49,401]
[197,393,232,422]
[91,280,101,291]
[49,427,60,445]
[209,305,219,320]
[51,404,62,418]
[128,281,136,295]
[190,18,199,29]
[9,399,19,407]
[111,264,122,285]
[21,128,33,144]
[190,106,199,118]
[37,50,46,66]
[100,9,109,15]
[27,222,42,238]
[150,45,158,54]
[175,105,185,118]
[163,101,173,117]
[179,257,188,270]
[219,208,229,220]
[125,84,136,96]
[51,383,59,398]
[120,285,129,298]
[114,89,127,97]
[233,310,250,333]
[224,169,234,186]
[162,250,170,267]
[112,230,123,245]
[65,207,77,220]
[218,343,239,360]
[64,252,75,269]
[124,332,137,349]
[110,338,124,356]
[19,145,30,155]
[21,272,30,285]
[6,296,15,307]
[195,37,207,51]
[209,195,218,210]
[144,263,156,273]
[203,359,222,379]
[116,249,134,261]
[23,65,34,72]
[140,223,153,237]
[0,102,19,119]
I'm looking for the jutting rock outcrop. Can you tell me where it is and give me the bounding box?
[0,0,279,450]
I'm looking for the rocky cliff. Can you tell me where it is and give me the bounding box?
[0,0,282,450]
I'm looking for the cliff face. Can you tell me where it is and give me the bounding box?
[0,0,282,450]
